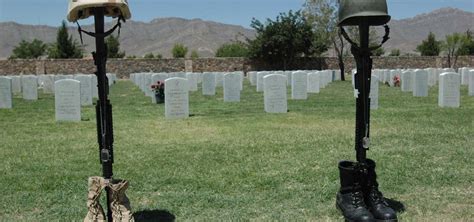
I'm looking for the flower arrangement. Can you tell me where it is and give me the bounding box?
[151,80,165,104]
[393,75,400,87]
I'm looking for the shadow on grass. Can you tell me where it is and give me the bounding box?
[386,198,406,213]
[134,209,175,222]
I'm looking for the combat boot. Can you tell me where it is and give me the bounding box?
[84,176,106,222]
[363,159,397,222]
[336,161,375,222]
[108,179,135,222]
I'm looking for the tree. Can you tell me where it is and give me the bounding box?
[444,33,466,68]
[172,44,188,58]
[459,30,474,56]
[247,10,315,70]
[389,49,400,56]
[190,50,199,59]
[416,32,442,56]
[106,35,125,58]
[143,53,155,59]
[304,0,345,80]
[372,47,385,57]
[143,53,162,59]
[215,42,249,57]
[48,21,83,59]
[9,39,46,59]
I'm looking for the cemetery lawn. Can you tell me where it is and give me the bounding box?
[1,79,473,221]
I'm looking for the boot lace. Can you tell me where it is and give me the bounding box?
[351,190,366,207]
[369,188,387,206]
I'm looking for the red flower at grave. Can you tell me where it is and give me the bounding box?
[150,81,165,91]
[394,75,400,87]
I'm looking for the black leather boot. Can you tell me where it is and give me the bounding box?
[363,159,397,222]
[336,161,375,222]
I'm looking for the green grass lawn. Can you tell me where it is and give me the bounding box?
[0,79,473,221]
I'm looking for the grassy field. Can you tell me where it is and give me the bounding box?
[0,78,473,221]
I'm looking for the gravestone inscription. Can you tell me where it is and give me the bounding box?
[264,74,287,113]
[55,79,81,122]
[165,78,189,119]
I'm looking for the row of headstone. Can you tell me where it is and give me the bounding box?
[371,67,469,88]
[54,73,117,121]
[356,68,473,109]
[0,73,115,101]
[131,72,244,104]
[250,70,338,101]
[249,69,340,88]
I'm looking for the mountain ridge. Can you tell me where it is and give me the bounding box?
[0,7,473,58]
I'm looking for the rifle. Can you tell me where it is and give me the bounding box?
[77,8,122,221]
[341,22,390,164]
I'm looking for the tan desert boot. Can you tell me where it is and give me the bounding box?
[84,176,106,222]
[109,179,135,222]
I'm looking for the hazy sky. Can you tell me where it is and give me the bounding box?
[0,0,473,27]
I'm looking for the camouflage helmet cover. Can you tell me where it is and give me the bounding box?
[67,0,131,22]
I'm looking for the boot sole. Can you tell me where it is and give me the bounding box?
[336,202,356,222]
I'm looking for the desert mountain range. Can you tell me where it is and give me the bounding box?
[0,7,472,58]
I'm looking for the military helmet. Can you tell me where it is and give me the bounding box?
[67,0,131,22]
[338,0,390,26]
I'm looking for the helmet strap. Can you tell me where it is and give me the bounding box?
[75,16,124,45]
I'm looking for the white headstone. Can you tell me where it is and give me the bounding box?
[55,79,81,122]
[413,69,429,97]
[460,68,470,85]
[285,71,292,86]
[197,73,203,84]
[383,69,391,83]
[144,73,154,97]
[334,70,341,81]
[215,72,225,87]
[249,71,257,86]
[139,73,147,92]
[42,75,53,94]
[91,75,98,98]
[370,75,379,110]
[0,77,13,109]
[264,74,288,113]
[292,71,308,100]
[426,68,437,87]
[256,72,267,92]
[11,76,22,94]
[307,72,320,93]
[468,70,474,96]
[74,74,93,106]
[186,73,199,92]
[401,71,413,92]
[223,73,241,102]
[235,71,244,90]
[202,73,216,96]
[21,75,38,101]
[319,71,326,89]
[438,72,460,108]
[165,78,189,119]
[151,73,169,84]
[54,74,68,82]
[172,72,187,79]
